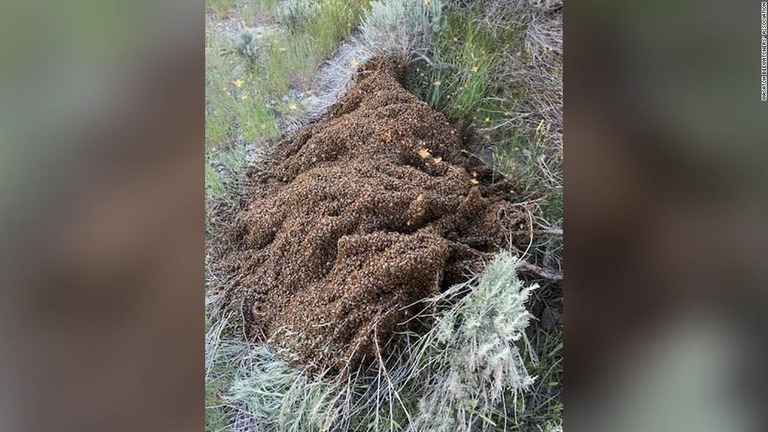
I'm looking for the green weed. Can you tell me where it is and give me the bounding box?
[205,163,228,202]
[513,325,563,431]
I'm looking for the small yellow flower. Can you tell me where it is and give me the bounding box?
[423,0,432,4]
[288,103,298,110]
[484,117,490,122]
[279,47,287,52]
[471,65,479,73]
[241,92,249,100]
[350,59,359,67]
[233,79,244,88]
[433,80,441,87]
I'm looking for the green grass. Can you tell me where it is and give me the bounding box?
[205,363,231,431]
[257,0,369,94]
[404,6,524,123]
[514,325,563,431]
[205,0,376,428]
[233,87,280,143]
[245,0,280,22]
[205,0,563,429]
[205,40,235,151]
[204,0,371,203]
[205,164,227,201]
[401,2,563,428]
[305,0,368,56]
[405,1,563,272]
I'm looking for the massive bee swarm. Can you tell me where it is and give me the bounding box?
[217,57,526,373]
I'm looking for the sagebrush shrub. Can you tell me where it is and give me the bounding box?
[408,252,537,431]
[210,253,537,431]
[360,0,442,57]
[277,0,320,31]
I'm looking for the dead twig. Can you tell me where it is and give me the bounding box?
[518,261,562,281]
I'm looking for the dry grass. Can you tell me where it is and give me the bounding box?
[208,253,539,431]
[205,0,563,430]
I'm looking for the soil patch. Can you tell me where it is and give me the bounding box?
[219,57,526,372]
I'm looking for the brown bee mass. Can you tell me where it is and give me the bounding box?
[218,57,525,373]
